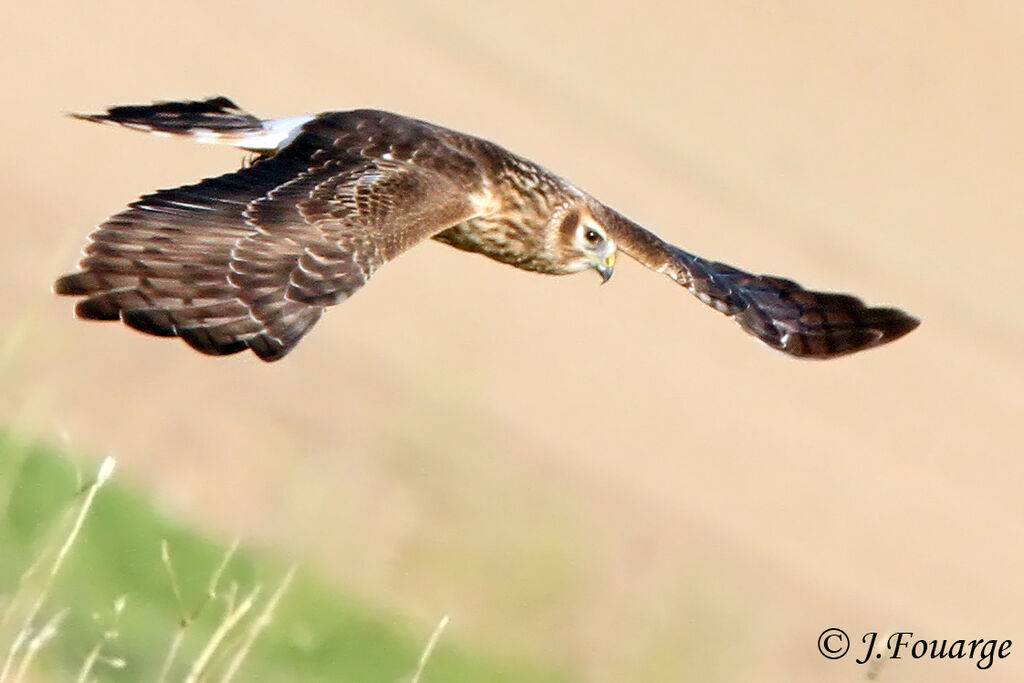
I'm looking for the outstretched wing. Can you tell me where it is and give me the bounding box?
[604,209,919,358]
[56,112,486,361]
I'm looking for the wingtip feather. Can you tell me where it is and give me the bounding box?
[54,273,85,296]
[67,111,110,125]
[873,309,921,345]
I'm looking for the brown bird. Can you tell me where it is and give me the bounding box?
[56,97,918,361]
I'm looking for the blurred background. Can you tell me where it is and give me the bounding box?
[2,1,1022,681]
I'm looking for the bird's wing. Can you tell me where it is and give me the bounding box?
[604,210,918,358]
[56,112,487,361]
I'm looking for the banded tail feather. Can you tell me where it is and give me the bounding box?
[70,96,313,151]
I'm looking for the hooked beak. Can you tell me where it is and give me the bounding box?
[596,251,616,284]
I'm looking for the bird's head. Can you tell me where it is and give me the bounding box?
[554,207,617,283]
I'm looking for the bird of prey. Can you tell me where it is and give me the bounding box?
[56,97,918,361]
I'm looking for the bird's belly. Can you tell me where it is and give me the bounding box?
[433,218,555,273]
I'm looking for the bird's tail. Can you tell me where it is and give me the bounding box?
[70,96,312,151]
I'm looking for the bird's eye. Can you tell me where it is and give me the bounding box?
[584,229,603,244]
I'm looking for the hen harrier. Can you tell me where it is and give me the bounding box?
[56,97,918,361]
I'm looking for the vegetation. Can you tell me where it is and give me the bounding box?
[0,433,571,682]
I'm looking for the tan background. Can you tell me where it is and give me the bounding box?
[3,1,1022,681]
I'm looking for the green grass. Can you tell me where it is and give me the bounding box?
[0,432,573,682]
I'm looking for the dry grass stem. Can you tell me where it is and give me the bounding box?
[9,610,65,683]
[160,540,188,625]
[182,584,260,683]
[207,540,240,604]
[74,596,126,683]
[217,566,296,683]
[156,539,189,683]
[157,538,240,683]
[0,457,115,683]
[410,615,450,683]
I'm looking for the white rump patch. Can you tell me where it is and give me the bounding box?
[187,115,315,151]
[237,116,315,151]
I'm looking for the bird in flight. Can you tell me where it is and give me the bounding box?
[56,97,918,361]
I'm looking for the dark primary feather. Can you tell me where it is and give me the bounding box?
[603,208,919,358]
[56,150,329,360]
